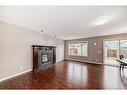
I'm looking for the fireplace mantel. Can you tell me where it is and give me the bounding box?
[32,45,56,48]
[32,45,56,72]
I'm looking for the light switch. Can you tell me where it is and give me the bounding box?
[98,51,101,53]
[20,66,23,70]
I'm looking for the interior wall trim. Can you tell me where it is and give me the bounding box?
[64,58,103,65]
[0,69,33,82]
[64,58,121,68]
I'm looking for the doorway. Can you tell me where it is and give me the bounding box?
[104,39,127,66]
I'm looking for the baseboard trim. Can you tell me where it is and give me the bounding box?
[0,60,64,82]
[0,69,33,82]
[0,60,119,82]
[64,58,121,68]
[64,58,103,65]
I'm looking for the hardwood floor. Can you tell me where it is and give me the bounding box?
[0,60,127,89]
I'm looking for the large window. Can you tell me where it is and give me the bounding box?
[68,42,88,56]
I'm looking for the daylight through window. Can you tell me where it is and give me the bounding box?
[68,42,88,56]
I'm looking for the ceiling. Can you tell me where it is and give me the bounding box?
[0,6,127,40]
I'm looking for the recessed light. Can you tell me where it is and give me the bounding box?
[94,16,110,26]
[54,35,56,37]
[95,20,105,25]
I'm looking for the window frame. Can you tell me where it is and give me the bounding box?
[67,41,88,57]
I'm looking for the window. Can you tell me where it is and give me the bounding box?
[68,42,88,56]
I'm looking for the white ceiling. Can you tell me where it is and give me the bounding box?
[0,6,127,40]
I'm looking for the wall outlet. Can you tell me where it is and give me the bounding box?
[95,59,98,61]
[20,66,24,70]
[98,51,101,53]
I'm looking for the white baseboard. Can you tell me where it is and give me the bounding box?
[0,69,32,82]
[0,60,63,82]
[64,58,121,68]
[64,58,103,65]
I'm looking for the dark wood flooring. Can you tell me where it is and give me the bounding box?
[0,60,127,89]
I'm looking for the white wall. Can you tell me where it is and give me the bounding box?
[0,21,64,81]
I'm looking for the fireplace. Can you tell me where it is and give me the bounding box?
[32,45,56,72]
[41,54,48,63]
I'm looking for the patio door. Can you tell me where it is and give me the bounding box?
[104,40,119,66]
[119,40,127,59]
[104,39,127,66]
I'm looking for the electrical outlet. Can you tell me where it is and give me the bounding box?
[98,51,101,53]
[20,66,23,70]
[95,59,98,61]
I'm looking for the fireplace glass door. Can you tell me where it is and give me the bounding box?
[41,54,48,63]
[40,49,53,65]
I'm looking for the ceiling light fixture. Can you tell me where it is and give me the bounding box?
[54,35,56,37]
[94,16,110,26]
[40,30,44,34]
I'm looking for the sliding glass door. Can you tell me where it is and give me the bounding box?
[104,40,119,65]
[120,40,127,58]
[104,39,127,66]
